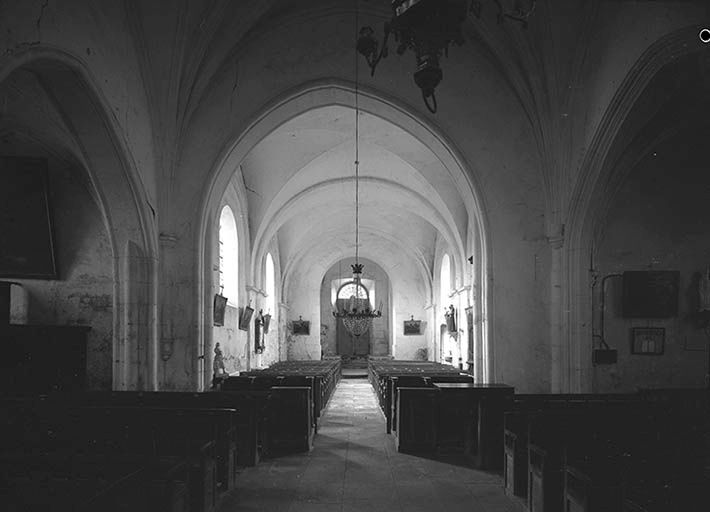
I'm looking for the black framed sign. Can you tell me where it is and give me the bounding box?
[213,294,227,326]
[238,305,254,331]
[622,271,679,318]
[631,327,665,355]
[403,316,421,335]
[292,316,310,335]
[0,157,57,278]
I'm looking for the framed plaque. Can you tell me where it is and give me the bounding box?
[403,316,421,335]
[292,316,310,335]
[238,305,254,331]
[213,294,227,326]
[631,327,665,355]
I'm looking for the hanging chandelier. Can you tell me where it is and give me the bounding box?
[333,263,382,337]
[356,0,536,113]
[333,4,382,338]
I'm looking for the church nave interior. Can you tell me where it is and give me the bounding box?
[1,1,709,511]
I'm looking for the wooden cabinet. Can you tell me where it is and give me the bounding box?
[0,324,89,391]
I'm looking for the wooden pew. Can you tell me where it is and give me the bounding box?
[239,358,341,425]
[0,397,229,512]
[517,389,707,512]
[367,360,468,433]
[0,452,191,512]
[395,386,440,454]
[390,379,514,468]
[562,389,708,512]
[388,375,430,434]
[221,377,314,457]
[435,383,513,469]
[502,393,637,503]
[622,481,709,512]
[266,386,315,454]
[33,390,255,480]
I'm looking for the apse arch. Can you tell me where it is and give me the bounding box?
[564,26,704,392]
[320,257,394,358]
[0,47,158,390]
[197,80,491,370]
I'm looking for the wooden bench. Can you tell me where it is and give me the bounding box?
[395,386,440,454]
[0,452,191,512]
[367,360,468,433]
[434,382,513,469]
[510,389,707,512]
[0,398,229,512]
[502,393,638,502]
[392,381,513,468]
[220,377,314,457]
[238,358,341,425]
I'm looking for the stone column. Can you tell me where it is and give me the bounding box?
[548,224,566,393]
[157,232,199,391]
[246,285,266,368]
[278,301,291,361]
[454,285,471,372]
[424,302,436,362]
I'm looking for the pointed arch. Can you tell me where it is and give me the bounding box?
[0,47,158,391]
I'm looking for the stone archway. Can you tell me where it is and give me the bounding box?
[197,81,491,381]
[0,49,158,391]
[564,26,704,392]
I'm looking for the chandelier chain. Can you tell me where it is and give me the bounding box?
[354,0,360,268]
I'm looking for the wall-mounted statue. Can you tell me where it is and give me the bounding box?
[255,309,265,354]
[213,342,226,378]
[445,304,457,333]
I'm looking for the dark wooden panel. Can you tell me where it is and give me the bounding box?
[622,271,679,318]
[0,156,57,279]
[0,324,89,391]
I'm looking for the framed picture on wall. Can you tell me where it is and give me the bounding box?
[238,305,254,331]
[403,316,421,335]
[0,157,58,278]
[631,327,665,355]
[292,316,310,335]
[213,294,227,326]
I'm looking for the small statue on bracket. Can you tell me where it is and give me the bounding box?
[213,342,227,377]
[445,304,457,334]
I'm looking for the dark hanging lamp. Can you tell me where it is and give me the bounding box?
[333,2,382,337]
[357,0,536,113]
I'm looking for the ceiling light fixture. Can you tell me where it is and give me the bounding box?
[333,1,383,338]
[357,0,536,113]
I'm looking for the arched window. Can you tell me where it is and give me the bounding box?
[264,253,275,317]
[440,253,451,315]
[337,282,370,301]
[219,205,239,305]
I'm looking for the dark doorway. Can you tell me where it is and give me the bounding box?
[335,289,372,357]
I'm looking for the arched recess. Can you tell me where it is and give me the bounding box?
[196,81,492,377]
[203,180,251,391]
[564,26,705,392]
[320,257,393,359]
[0,48,158,391]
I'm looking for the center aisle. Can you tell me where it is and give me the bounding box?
[216,379,518,512]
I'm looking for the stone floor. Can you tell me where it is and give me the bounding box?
[216,379,519,512]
